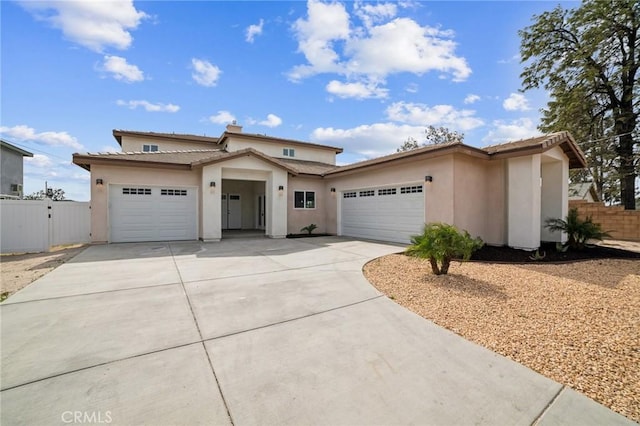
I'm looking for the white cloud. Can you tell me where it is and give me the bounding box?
[464,94,481,104]
[326,80,388,99]
[25,154,53,168]
[246,19,264,43]
[259,114,283,128]
[503,93,530,111]
[482,118,540,144]
[19,0,148,52]
[311,122,426,157]
[497,54,520,64]
[289,1,471,88]
[289,0,350,81]
[354,2,397,28]
[209,110,236,124]
[116,100,180,112]
[405,83,418,93]
[385,101,484,131]
[100,145,119,153]
[191,58,221,87]
[247,114,282,127]
[101,55,144,82]
[0,125,83,150]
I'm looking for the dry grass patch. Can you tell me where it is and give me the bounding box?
[364,255,640,423]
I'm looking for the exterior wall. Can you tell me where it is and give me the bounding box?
[119,135,217,152]
[507,154,542,250]
[0,146,24,196]
[569,200,640,241]
[287,176,328,234]
[202,156,288,240]
[452,155,507,245]
[324,155,456,235]
[90,165,199,243]
[540,147,569,242]
[225,136,336,165]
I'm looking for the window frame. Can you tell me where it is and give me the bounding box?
[283,148,295,157]
[293,190,316,209]
[143,144,159,152]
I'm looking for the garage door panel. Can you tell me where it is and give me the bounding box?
[109,186,197,243]
[341,185,424,244]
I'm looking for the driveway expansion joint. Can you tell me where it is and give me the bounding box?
[167,244,235,426]
[530,385,566,425]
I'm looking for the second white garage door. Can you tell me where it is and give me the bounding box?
[109,185,197,243]
[340,184,425,244]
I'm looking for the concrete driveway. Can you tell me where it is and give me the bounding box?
[0,237,634,425]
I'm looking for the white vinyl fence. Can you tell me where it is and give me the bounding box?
[0,199,90,254]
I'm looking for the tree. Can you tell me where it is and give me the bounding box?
[25,188,66,201]
[545,208,610,250]
[405,223,483,275]
[397,126,464,152]
[519,0,639,209]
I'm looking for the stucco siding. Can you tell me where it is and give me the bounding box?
[453,155,489,242]
[325,155,456,235]
[287,177,328,234]
[90,165,199,243]
[226,137,336,164]
[120,135,217,152]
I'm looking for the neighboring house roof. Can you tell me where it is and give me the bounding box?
[1,139,34,157]
[569,182,600,202]
[483,131,587,168]
[112,130,219,146]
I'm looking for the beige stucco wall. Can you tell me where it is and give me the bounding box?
[201,155,288,240]
[507,154,542,250]
[452,155,506,245]
[324,154,456,235]
[90,164,199,243]
[540,146,569,242]
[225,136,336,165]
[286,176,329,234]
[120,135,217,152]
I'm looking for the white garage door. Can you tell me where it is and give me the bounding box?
[109,185,197,243]
[341,184,425,244]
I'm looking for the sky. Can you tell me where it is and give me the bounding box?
[1,0,579,201]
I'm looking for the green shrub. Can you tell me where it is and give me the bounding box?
[300,223,318,235]
[545,208,610,250]
[405,223,484,275]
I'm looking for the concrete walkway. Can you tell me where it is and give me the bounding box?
[0,237,634,425]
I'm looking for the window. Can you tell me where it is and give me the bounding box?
[343,192,357,198]
[122,188,151,195]
[283,148,295,157]
[143,144,159,152]
[359,190,375,197]
[378,188,397,196]
[161,189,187,196]
[294,191,315,209]
[400,185,423,194]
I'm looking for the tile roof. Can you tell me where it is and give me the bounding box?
[112,130,220,146]
[72,149,222,170]
[277,158,339,175]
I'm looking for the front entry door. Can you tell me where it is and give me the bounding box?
[221,194,241,229]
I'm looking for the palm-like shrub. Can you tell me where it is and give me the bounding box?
[405,223,483,275]
[545,208,610,250]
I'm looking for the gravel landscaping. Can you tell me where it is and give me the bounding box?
[364,254,640,423]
